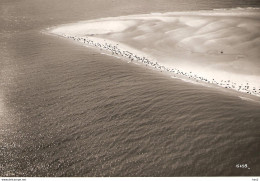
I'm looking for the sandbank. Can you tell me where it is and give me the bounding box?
[47,8,260,99]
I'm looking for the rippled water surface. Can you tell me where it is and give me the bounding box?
[0,0,260,176]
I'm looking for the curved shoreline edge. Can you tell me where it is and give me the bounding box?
[46,31,260,100]
[45,8,260,100]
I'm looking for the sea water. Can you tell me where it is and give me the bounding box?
[0,0,260,176]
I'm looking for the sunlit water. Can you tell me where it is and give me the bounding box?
[0,0,260,176]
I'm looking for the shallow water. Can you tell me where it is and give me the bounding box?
[1,0,260,176]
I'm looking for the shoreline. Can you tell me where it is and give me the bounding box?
[45,31,260,102]
[45,8,260,100]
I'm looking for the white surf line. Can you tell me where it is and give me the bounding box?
[239,96,260,103]
[53,32,260,98]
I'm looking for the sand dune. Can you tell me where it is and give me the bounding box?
[49,8,260,97]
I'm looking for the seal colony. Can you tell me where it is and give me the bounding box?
[48,8,260,97]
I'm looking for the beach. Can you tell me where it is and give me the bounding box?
[49,8,260,98]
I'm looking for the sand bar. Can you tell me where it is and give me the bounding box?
[48,8,260,98]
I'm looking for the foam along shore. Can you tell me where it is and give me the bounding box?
[49,8,260,97]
